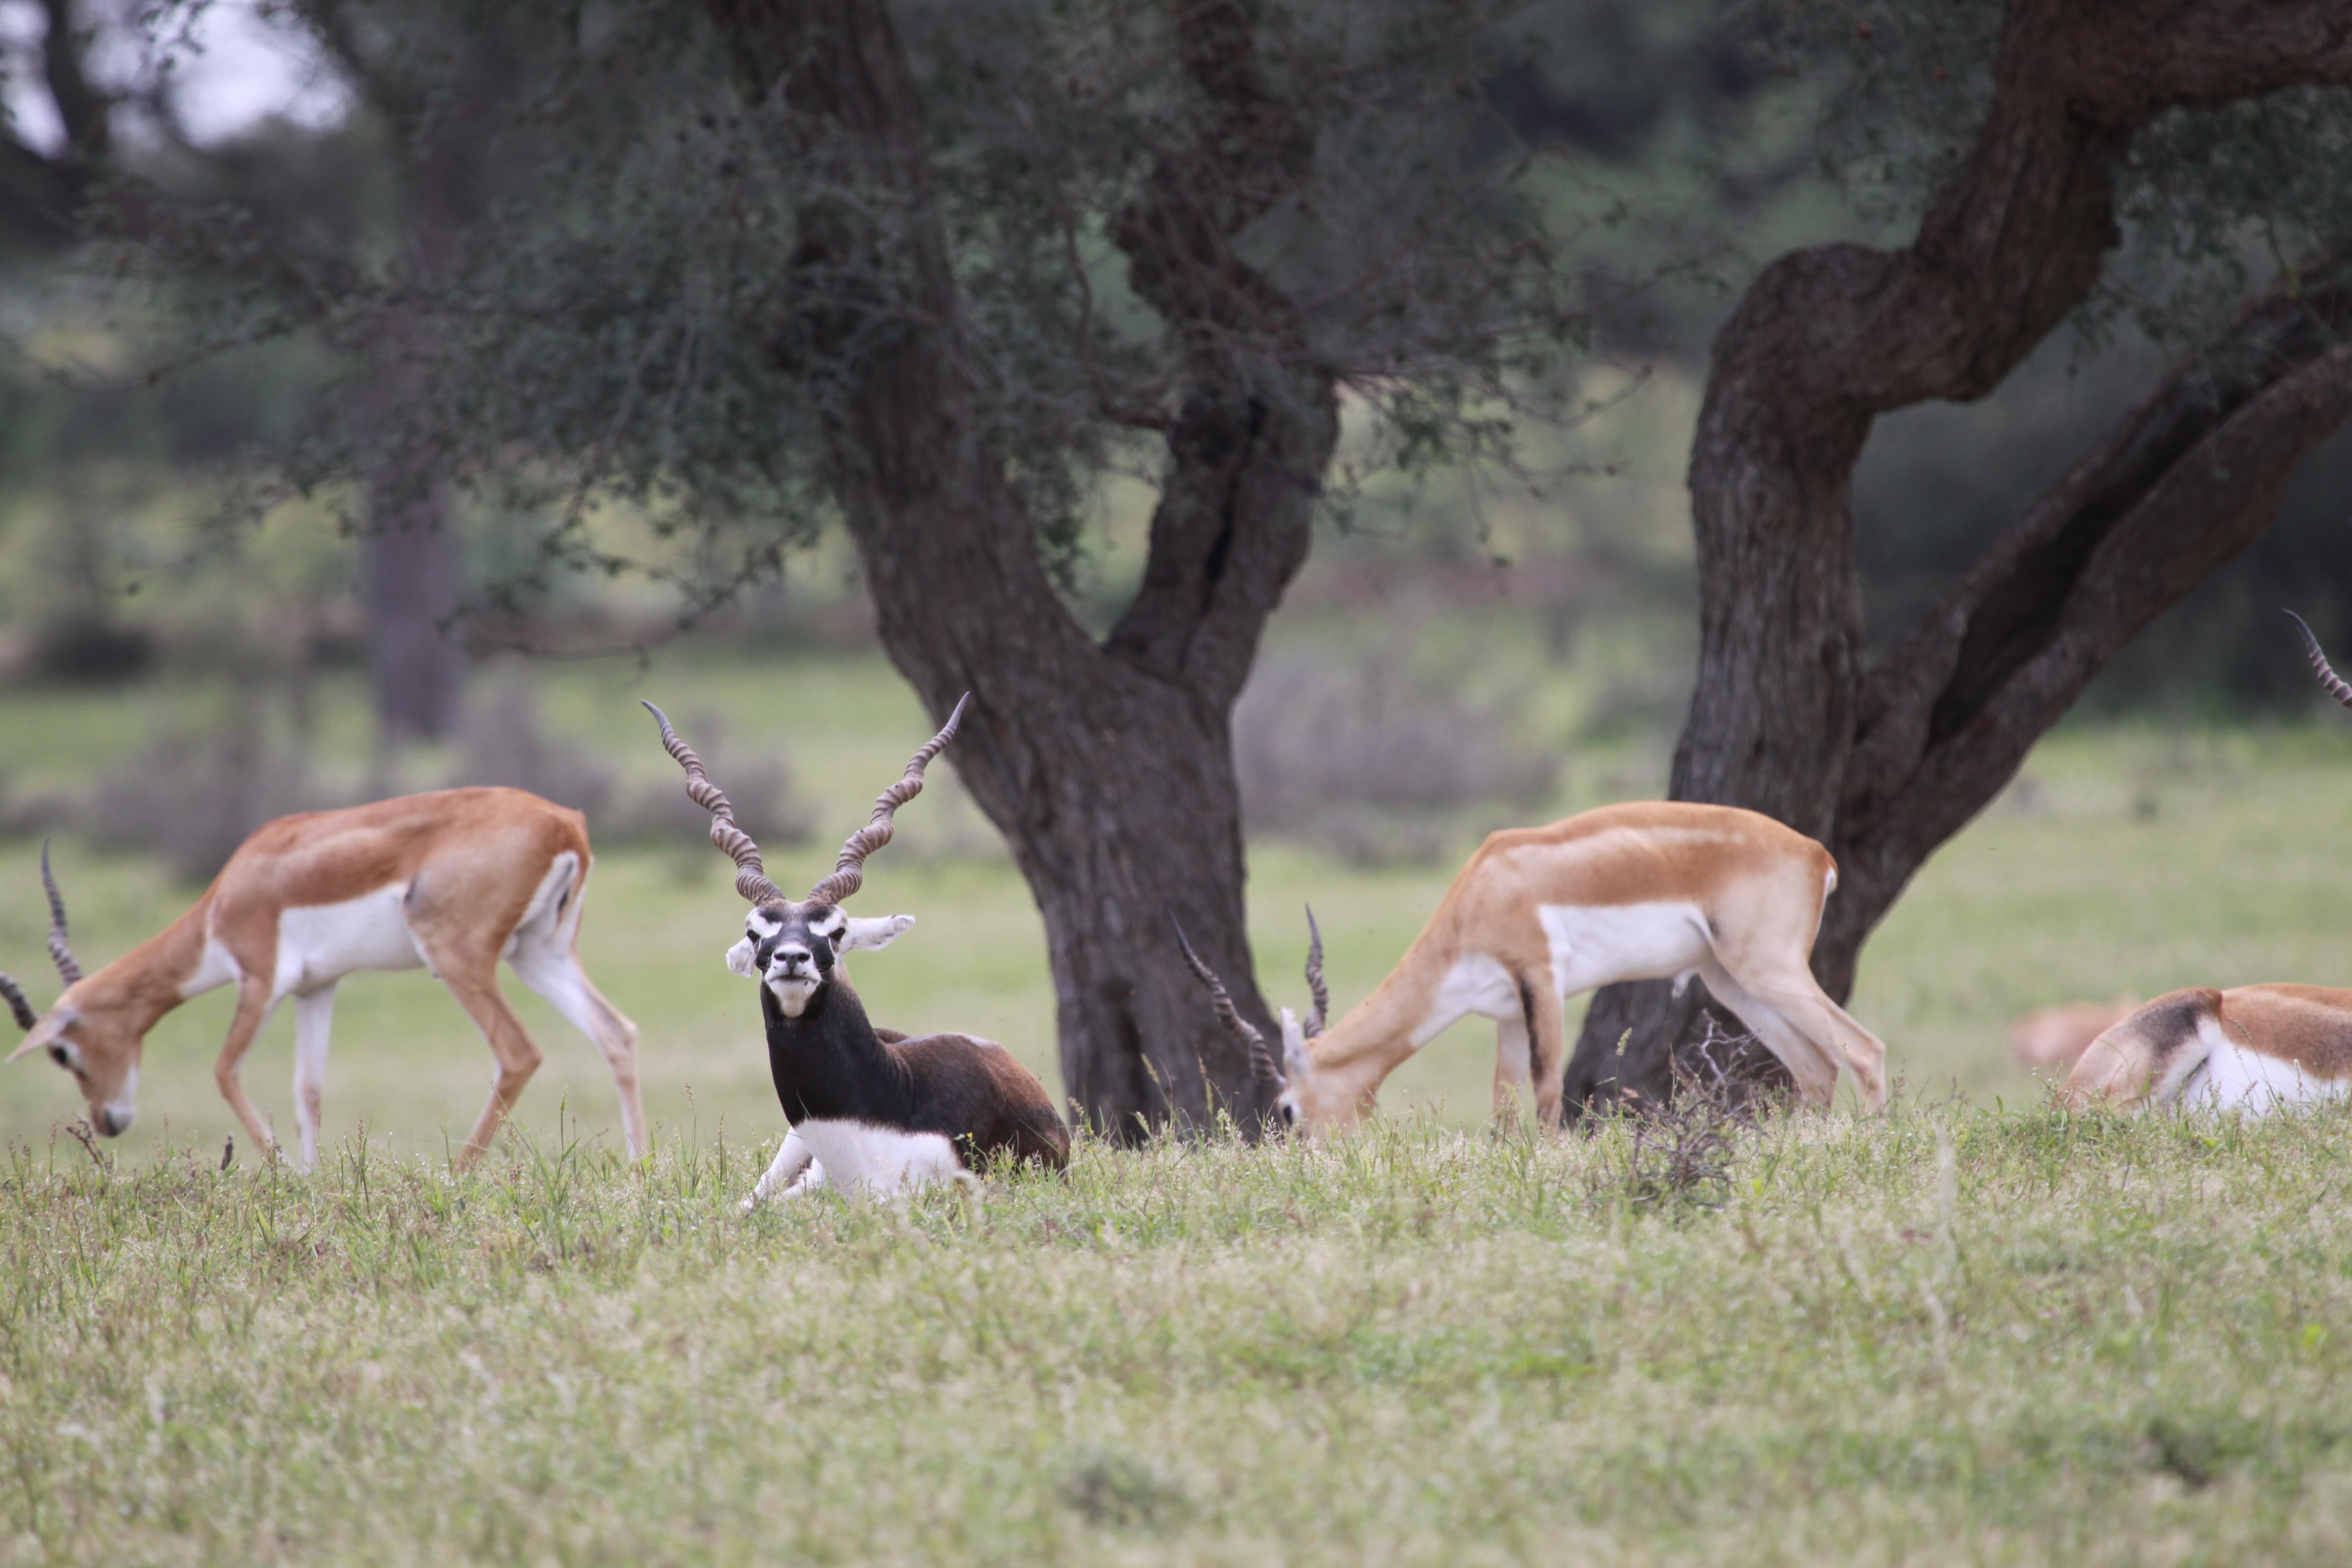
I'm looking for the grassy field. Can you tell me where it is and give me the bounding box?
[4,1104,2352,1564]
[4,649,2352,1562]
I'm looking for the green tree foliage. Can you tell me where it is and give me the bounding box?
[122,1,1602,625]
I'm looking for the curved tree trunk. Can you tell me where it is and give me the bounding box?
[1567,0,2352,1113]
[711,0,1334,1134]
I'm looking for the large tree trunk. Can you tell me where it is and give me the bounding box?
[711,0,1333,1134]
[1568,1,2352,1112]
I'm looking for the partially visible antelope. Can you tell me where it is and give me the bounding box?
[1182,801,1889,1132]
[0,793,641,1168]
[645,697,1067,1205]
[2009,996,2140,1076]
[2063,612,2352,1112]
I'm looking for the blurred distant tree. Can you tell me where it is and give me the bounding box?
[0,0,506,737]
[1568,0,2352,1110]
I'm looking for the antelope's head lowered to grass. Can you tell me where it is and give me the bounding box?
[1,843,144,1136]
[642,696,965,1013]
[1178,804,1890,1132]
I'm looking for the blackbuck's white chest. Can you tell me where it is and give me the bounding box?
[793,1119,965,1193]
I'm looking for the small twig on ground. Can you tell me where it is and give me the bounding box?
[65,1119,110,1173]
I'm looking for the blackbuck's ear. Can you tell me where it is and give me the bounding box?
[1279,1007,1310,1078]
[8,1008,74,1064]
[840,914,916,953]
[725,937,758,979]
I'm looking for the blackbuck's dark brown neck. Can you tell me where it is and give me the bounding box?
[758,976,914,1125]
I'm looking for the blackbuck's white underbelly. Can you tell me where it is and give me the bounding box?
[794,1119,966,1193]
[1539,901,1712,996]
[2177,1030,2352,1113]
[273,884,425,997]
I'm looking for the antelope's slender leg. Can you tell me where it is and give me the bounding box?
[745,1129,818,1210]
[290,984,337,1171]
[1522,978,1571,1129]
[1492,1015,1532,1123]
[1697,960,1839,1107]
[1744,971,1887,1110]
[213,977,282,1155]
[408,932,544,1169]
[509,945,644,1158]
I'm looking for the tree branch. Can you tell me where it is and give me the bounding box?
[40,0,107,161]
[1813,272,2352,991]
[294,0,429,133]
[1577,0,2352,1099]
[0,0,106,248]
[1102,0,1335,706]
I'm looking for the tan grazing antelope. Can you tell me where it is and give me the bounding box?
[0,792,642,1168]
[2063,612,2352,1112]
[1182,801,1889,1131]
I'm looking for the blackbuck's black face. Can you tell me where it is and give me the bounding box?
[728,900,916,1017]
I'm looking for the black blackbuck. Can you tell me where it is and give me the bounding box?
[645,697,1067,1204]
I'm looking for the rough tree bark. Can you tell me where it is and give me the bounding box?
[710,0,1333,1134]
[1567,0,2352,1111]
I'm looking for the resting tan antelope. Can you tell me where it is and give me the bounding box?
[2062,613,2352,1112]
[0,792,641,1168]
[1182,801,1888,1131]
[2009,996,2139,1075]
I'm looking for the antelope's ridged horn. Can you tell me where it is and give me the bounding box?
[2288,610,2352,710]
[0,973,35,1032]
[641,702,787,906]
[808,693,970,906]
[1302,905,1327,1039]
[1170,915,1285,1089]
[40,840,79,987]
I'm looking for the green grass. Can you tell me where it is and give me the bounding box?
[4,1103,2352,1564]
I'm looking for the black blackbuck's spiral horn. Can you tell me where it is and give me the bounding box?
[642,702,788,907]
[808,694,970,906]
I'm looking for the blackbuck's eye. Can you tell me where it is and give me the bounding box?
[47,1044,66,1067]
